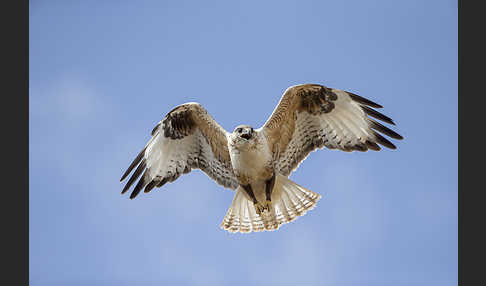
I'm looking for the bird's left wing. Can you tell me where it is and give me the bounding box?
[262,84,403,177]
[120,102,239,199]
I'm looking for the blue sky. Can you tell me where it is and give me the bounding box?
[29,1,457,285]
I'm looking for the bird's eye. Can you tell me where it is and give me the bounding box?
[237,128,242,133]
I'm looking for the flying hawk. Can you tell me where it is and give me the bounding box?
[120,84,403,233]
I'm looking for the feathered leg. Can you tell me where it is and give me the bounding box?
[241,184,263,214]
[264,173,276,211]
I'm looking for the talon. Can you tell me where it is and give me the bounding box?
[254,201,269,215]
[254,202,263,215]
[264,200,272,212]
[254,200,273,215]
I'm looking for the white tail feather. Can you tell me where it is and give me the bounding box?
[220,174,321,233]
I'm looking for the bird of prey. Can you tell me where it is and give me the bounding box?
[120,84,403,233]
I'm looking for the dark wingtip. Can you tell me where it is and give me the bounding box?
[121,159,146,195]
[144,180,157,193]
[347,92,383,108]
[368,118,403,140]
[361,105,395,125]
[129,169,149,199]
[120,147,147,182]
[365,140,381,151]
[372,131,397,150]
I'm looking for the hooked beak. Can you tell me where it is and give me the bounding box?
[241,133,251,140]
[240,128,252,140]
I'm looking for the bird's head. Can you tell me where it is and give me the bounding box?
[230,124,256,148]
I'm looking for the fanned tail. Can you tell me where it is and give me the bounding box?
[220,174,321,233]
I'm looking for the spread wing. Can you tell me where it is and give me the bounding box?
[120,102,238,199]
[262,84,403,177]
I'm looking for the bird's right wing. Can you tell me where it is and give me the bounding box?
[120,103,239,199]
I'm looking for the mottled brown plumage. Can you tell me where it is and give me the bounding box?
[263,84,339,162]
[120,83,403,233]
